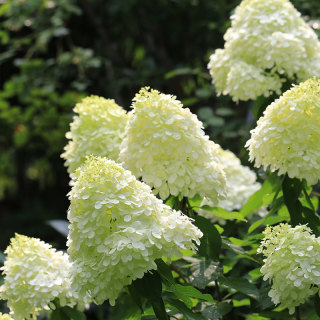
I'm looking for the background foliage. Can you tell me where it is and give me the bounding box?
[2,0,320,318]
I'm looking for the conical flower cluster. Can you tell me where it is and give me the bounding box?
[119,87,226,204]
[258,224,320,314]
[246,78,320,185]
[0,234,80,320]
[67,156,202,306]
[62,95,129,174]
[208,0,320,101]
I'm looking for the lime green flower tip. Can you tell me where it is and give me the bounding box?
[61,95,129,174]
[0,234,82,320]
[246,77,320,185]
[208,0,320,101]
[67,156,203,306]
[119,87,226,204]
[0,313,13,320]
[258,223,320,314]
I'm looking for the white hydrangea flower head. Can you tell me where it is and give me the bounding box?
[199,147,261,223]
[119,87,226,204]
[61,95,129,174]
[0,313,13,320]
[67,156,202,306]
[0,234,81,320]
[258,224,320,314]
[246,78,320,185]
[208,0,320,101]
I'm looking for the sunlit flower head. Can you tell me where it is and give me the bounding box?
[246,78,320,185]
[208,0,320,101]
[67,156,202,306]
[119,87,226,204]
[258,223,320,314]
[62,95,129,174]
[0,234,80,320]
[0,313,13,320]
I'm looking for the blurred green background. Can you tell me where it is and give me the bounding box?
[1,0,320,251]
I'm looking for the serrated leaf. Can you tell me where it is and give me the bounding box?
[189,259,222,289]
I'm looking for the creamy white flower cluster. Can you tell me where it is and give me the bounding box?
[67,156,202,306]
[0,234,81,320]
[119,87,226,204]
[199,147,261,223]
[62,95,129,174]
[0,313,13,320]
[258,224,320,314]
[246,78,320,185]
[208,0,320,101]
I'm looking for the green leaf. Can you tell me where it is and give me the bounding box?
[193,216,221,260]
[189,259,222,289]
[219,277,259,300]
[248,219,264,234]
[164,67,200,79]
[167,298,206,320]
[189,194,203,208]
[128,284,143,313]
[132,271,168,320]
[222,239,246,255]
[282,175,303,226]
[201,206,246,222]
[50,309,69,320]
[171,284,214,303]
[201,304,221,320]
[255,285,274,310]
[241,174,280,217]
[156,259,175,285]
[302,206,320,236]
[61,307,86,320]
[216,300,232,316]
[314,291,320,317]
